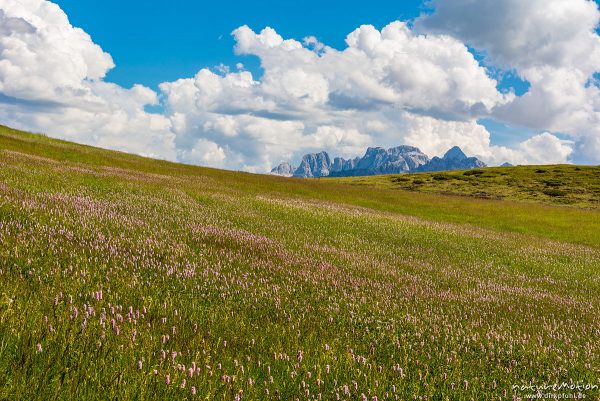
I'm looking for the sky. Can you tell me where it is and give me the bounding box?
[1,0,600,172]
[53,0,426,90]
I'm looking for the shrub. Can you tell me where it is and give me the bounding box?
[543,179,563,187]
[413,179,425,185]
[543,188,567,197]
[463,170,484,176]
[433,174,451,181]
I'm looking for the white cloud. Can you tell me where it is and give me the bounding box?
[159,22,510,170]
[307,126,372,157]
[416,0,600,74]
[230,23,505,118]
[0,2,114,101]
[403,115,492,158]
[517,133,574,165]
[417,0,600,164]
[400,115,573,166]
[0,0,175,160]
[178,138,226,168]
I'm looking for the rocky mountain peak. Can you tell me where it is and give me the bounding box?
[271,144,487,178]
[443,146,468,160]
[293,151,332,178]
[270,162,296,177]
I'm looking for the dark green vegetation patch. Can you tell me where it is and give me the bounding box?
[332,164,600,208]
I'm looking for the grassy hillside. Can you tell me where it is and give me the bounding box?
[0,125,599,400]
[328,165,600,209]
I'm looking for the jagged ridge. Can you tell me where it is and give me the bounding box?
[271,145,486,178]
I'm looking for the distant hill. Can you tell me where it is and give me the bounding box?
[272,145,486,178]
[328,164,600,208]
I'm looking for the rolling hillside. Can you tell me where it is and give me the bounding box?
[0,125,599,400]
[328,165,600,209]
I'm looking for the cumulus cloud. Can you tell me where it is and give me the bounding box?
[417,0,600,74]
[401,115,572,166]
[0,0,597,171]
[417,0,600,164]
[403,115,493,158]
[230,23,505,118]
[518,133,573,165]
[0,0,175,159]
[159,22,511,170]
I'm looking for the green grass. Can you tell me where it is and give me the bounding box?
[0,125,599,400]
[328,164,600,209]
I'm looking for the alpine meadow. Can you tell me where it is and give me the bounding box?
[0,125,599,400]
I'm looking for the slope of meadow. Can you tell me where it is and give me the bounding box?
[0,125,599,400]
[328,165,600,209]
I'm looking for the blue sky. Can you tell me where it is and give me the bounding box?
[55,0,425,90]
[55,0,534,96]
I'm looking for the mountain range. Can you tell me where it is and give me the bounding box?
[271,145,487,178]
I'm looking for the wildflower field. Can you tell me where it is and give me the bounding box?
[0,125,599,400]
